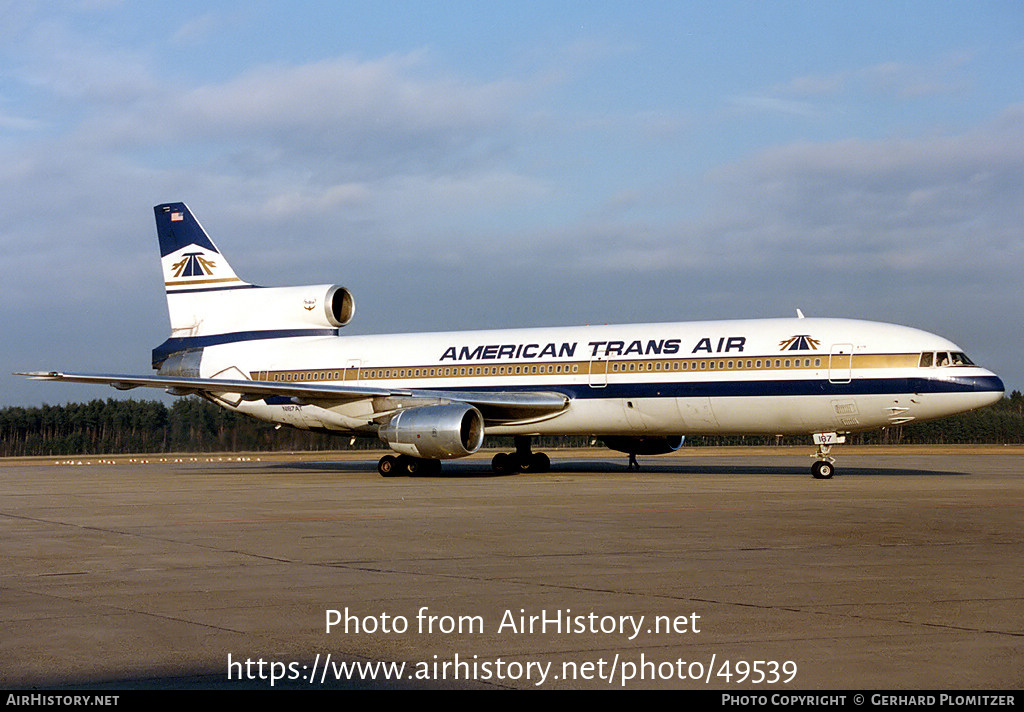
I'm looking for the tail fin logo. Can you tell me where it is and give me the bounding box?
[171,252,218,278]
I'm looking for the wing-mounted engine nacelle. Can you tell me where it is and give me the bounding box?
[378,404,485,459]
[602,435,685,455]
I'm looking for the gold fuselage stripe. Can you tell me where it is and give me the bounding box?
[250,353,922,383]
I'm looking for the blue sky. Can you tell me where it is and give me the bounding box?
[3,1,1023,406]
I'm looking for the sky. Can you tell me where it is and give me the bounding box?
[2,0,1023,406]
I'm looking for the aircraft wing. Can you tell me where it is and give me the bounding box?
[16,371,570,424]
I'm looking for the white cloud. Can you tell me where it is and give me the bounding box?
[83,54,528,161]
[743,52,977,119]
[701,105,1024,269]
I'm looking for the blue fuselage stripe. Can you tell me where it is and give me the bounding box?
[152,329,338,367]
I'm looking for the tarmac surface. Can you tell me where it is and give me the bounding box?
[1,446,1021,690]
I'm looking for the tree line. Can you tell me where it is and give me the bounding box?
[1,392,1022,457]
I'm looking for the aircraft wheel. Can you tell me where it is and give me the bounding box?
[491,452,515,474]
[812,461,835,479]
[397,455,422,476]
[421,459,443,476]
[378,455,399,477]
[514,452,550,473]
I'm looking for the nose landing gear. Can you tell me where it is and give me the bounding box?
[811,433,845,479]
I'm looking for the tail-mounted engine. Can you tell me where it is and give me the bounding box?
[165,283,354,338]
[246,283,355,330]
[379,404,485,459]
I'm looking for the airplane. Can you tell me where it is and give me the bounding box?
[19,202,1005,479]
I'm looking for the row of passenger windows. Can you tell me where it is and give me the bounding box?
[609,358,822,372]
[363,364,582,378]
[267,357,828,382]
[270,364,584,381]
[918,351,975,368]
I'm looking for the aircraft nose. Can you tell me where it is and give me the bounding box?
[974,371,1004,408]
[962,370,1003,409]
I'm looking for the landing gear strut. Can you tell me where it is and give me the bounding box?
[491,436,551,474]
[378,454,442,477]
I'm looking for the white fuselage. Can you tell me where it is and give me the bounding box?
[192,316,1003,439]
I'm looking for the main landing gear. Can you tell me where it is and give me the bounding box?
[378,454,442,477]
[377,437,553,477]
[491,436,550,475]
[810,432,845,479]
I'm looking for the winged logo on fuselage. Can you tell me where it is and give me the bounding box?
[779,335,821,351]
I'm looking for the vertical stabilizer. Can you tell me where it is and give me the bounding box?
[150,202,350,370]
[154,203,248,294]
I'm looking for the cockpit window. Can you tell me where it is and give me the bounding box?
[921,351,975,367]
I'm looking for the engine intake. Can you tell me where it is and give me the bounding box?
[378,404,485,459]
[324,284,355,327]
